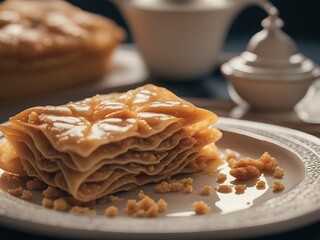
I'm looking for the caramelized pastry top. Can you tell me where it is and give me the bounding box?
[4,85,218,157]
[0,0,125,59]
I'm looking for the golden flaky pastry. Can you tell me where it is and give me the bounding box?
[0,85,223,202]
[0,0,125,99]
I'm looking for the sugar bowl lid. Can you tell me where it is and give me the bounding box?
[222,9,320,82]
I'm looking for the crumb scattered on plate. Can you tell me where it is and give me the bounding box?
[216,185,233,193]
[124,191,167,218]
[200,185,213,196]
[272,180,285,192]
[234,184,247,194]
[154,178,193,193]
[256,180,266,190]
[193,201,211,215]
[274,166,284,179]
[216,173,227,183]
[105,206,118,217]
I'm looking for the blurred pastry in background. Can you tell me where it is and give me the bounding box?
[0,0,125,99]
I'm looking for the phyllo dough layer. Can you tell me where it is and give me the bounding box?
[0,84,222,202]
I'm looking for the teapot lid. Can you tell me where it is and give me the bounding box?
[127,0,231,11]
[222,8,320,81]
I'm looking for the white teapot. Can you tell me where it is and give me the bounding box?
[113,0,270,80]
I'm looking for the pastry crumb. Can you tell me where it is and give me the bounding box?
[216,185,233,193]
[42,186,65,199]
[228,158,237,168]
[109,195,122,202]
[200,185,213,196]
[256,180,266,190]
[53,198,70,212]
[138,190,147,199]
[229,152,281,181]
[69,206,97,215]
[216,173,227,183]
[234,184,247,194]
[272,180,285,192]
[21,189,33,200]
[7,187,24,197]
[157,199,167,213]
[183,185,193,194]
[230,165,261,180]
[274,166,284,179]
[26,178,47,191]
[124,192,167,218]
[193,201,211,215]
[104,206,118,217]
[154,178,193,193]
[259,152,278,172]
[42,197,54,209]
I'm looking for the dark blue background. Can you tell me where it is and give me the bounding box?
[67,0,320,42]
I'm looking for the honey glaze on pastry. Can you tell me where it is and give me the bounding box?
[0,85,223,202]
[0,0,125,99]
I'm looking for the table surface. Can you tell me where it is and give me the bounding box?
[0,38,319,239]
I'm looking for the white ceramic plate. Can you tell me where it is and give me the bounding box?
[0,118,319,239]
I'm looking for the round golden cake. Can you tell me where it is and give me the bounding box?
[0,0,125,99]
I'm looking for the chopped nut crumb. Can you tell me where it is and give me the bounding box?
[108,195,123,202]
[216,173,227,183]
[183,185,193,194]
[124,192,167,218]
[216,185,233,193]
[228,158,237,168]
[53,198,70,212]
[259,152,278,172]
[200,185,213,196]
[157,199,167,213]
[138,190,147,199]
[104,206,118,217]
[96,194,122,205]
[69,206,97,215]
[154,178,193,193]
[42,197,54,209]
[193,201,211,215]
[256,180,266,190]
[42,186,65,199]
[229,152,281,181]
[272,180,285,192]
[274,166,284,179]
[7,187,24,197]
[230,165,261,180]
[21,190,33,200]
[234,184,247,194]
[26,178,47,191]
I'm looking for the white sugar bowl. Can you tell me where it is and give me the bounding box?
[221,11,320,111]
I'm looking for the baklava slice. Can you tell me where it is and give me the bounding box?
[0,85,222,202]
[0,0,125,99]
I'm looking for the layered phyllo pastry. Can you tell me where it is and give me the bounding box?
[0,85,222,202]
[0,0,125,99]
